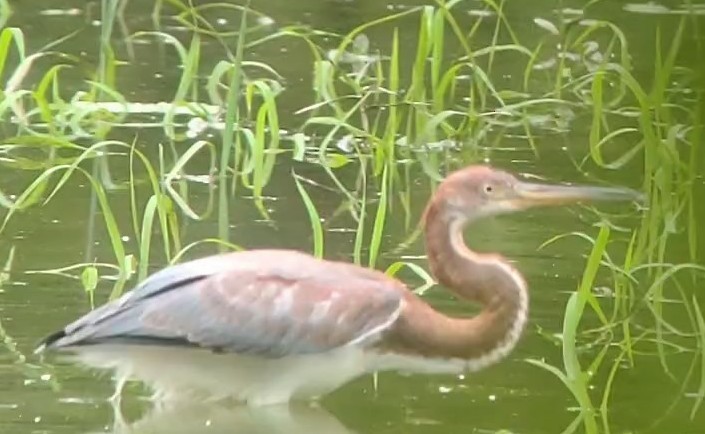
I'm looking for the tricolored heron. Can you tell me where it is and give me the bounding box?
[36,165,641,406]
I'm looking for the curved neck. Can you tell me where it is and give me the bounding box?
[393,200,528,370]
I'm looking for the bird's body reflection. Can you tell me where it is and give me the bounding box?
[92,399,355,434]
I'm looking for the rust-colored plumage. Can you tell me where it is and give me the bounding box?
[37,165,641,405]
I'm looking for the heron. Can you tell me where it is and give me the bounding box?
[36,165,641,406]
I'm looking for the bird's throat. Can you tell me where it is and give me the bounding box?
[395,201,529,365]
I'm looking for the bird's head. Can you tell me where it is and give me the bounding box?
[426,165,644,224]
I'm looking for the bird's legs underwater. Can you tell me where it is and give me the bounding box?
[109,373,128,403]
[108,390,129,433]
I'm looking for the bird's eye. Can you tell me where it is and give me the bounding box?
[483,184,494,194]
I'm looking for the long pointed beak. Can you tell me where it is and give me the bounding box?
[513,180,645,207]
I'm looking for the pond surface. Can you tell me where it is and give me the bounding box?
[0,1,704,433]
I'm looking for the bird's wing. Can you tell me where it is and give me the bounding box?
[43,250,405,358]
[49,253,238,341]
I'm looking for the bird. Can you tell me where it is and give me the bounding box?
[36,165,641,406]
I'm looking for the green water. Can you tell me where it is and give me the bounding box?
[1,1,704,433]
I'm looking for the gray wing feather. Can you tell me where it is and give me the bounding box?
[43,250,404,358]
[59,254,234,338]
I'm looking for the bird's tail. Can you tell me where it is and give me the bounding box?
[33,329,67,354]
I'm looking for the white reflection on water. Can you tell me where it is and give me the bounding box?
[89,399,355,434]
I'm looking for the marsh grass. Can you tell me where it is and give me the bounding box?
[0,2,281,287]
[571,13,705,428]
[0,1,703,431]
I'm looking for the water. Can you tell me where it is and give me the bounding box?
[1,1,704,433]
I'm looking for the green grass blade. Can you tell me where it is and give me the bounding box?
[293,172,324,259]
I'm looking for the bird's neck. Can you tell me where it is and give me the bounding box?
[391,201,528,369]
